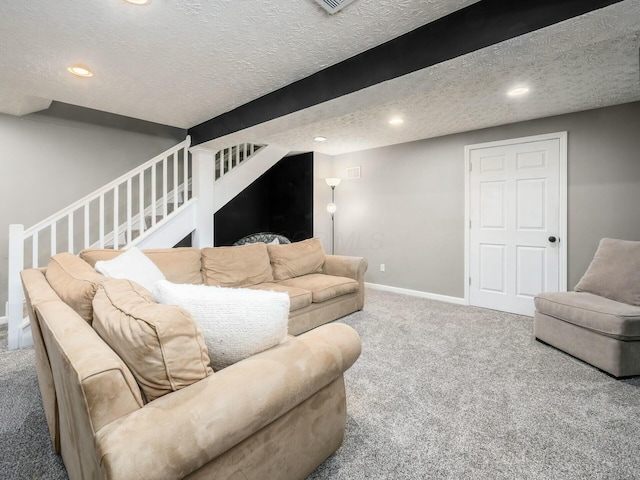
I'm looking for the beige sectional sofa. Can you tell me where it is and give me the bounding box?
[80,238,368,336]
[21,238,367,479]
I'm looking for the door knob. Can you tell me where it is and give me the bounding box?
[548,236,557,243]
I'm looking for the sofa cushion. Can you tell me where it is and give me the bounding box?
[153,280,289,371]
[247,283,313,312]
[574,238,640,306]
[201,243,273,287]
[45,253,105,324]
[268,238,325,281]
[80,248,203,284]
[94,247,166,292]
[534,291,640,339]
[278,274,358,303]
[92,279,212,403]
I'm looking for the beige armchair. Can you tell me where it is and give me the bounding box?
[534,238,640,377]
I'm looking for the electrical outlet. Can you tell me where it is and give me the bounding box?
[380,263,385,272]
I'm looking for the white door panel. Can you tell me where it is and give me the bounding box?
[479,244,506,293]
[480,181,506,228]
[516,246,546,297]
[480,154,506,173]
[516,178,546,230]
[466,133,566,316]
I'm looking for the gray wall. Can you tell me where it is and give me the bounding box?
[324,101,640,298]
[0,104,185,311]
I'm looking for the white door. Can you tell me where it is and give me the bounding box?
[466,133,567,316]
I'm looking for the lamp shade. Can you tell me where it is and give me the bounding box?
[325,178,341,187]
[326,203,337,214]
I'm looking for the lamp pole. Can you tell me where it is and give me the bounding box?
[325,178,341,255]
[330,185,335,254]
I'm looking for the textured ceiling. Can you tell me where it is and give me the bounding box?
[1,0,638,156]
[201,0,640,155]
[0,0,477,127]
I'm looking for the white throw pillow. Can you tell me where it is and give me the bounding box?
[94,247,166,292]
[152,280,290,370]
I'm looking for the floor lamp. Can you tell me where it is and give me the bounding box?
[326,178,341,254]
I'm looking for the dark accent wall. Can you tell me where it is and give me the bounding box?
[189,0,622,145]
[174,232,193,248]
[214,153,314,246]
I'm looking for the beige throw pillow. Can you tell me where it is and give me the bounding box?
[574,238,640,306]
[45,253,105,324]
[80,247,203,284]
[268,238,326,281]
[92,279,213,403]
[201,243,273,287]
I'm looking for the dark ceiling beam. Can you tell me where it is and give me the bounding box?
[189,0,623,146]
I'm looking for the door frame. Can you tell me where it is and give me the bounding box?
[463,131,568,308]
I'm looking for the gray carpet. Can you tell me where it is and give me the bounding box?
[0,324,66,479]
[2,288,640,479]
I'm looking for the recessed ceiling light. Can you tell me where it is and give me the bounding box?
[314,136,327,142]
[389,117,404,126]
[125,0,152,4]
[507,86,530,97]
[67,66,93,78]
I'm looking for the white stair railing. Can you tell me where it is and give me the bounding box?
[7,139,273,349]
[7,136,193,349]
[214,143,264,180]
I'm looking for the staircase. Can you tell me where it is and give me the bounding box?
[6,137,289,349]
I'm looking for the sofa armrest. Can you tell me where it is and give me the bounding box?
[323,255,368,310]
[21,269,63,452]
[35,301,146,479]
[95,323,361,480]
[36,302,145,431]
[322,255,367,280]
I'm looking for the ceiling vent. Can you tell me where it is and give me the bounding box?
[313,0,357,14]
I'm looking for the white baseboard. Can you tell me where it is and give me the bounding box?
[365,282,467,305]
[0,316,7,326]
